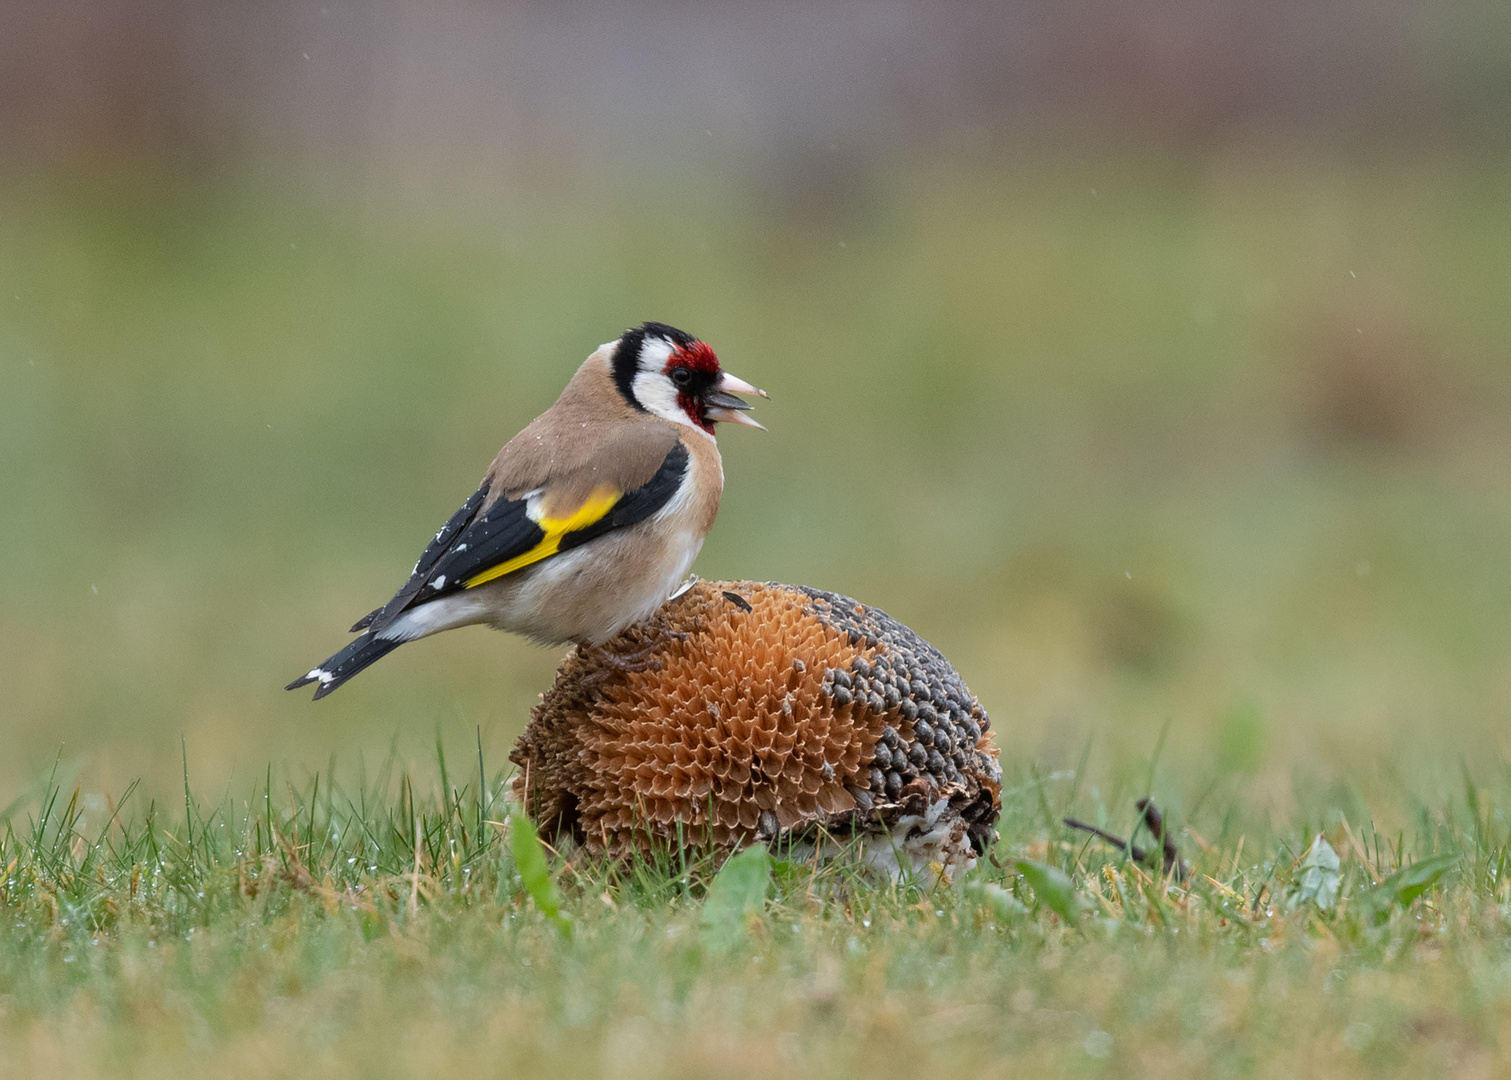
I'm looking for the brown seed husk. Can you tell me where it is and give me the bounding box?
[510,580,1001,856]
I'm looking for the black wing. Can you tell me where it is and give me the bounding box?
[362,442,689,636]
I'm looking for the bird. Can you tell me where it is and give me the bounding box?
[287,322,766,700]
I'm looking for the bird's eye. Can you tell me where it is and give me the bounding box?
[671,368,692,387]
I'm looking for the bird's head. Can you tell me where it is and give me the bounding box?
[611,322,767,435]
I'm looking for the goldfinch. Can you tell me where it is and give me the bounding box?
[287,322,766,700]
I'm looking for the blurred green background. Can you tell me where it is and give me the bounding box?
[3,2,1511,823]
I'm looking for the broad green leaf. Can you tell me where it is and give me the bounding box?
[701,845,772,951]
[1290,833,1341,911]
[1363,853,1458,920]
[1383,853,1457,906]
[1015,859,1082,922]
[510,808,571,938]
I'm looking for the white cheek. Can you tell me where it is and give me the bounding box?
[632,369,695,428]
[638,338,674,369]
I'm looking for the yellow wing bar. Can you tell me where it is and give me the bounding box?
[462,485,622,589]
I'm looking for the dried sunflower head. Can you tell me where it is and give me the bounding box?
[511,580,1001,877]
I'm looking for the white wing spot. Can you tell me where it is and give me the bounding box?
[430,575,447,589]
[454,543,467,553]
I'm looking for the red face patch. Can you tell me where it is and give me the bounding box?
[683,399,711,433]
[666,341,721,433]
[666,340,719,375]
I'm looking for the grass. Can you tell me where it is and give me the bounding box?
[5,145,1511,1074]
[3,745,1510,1077]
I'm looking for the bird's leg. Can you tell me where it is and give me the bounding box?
[576,624,692,686]
[576,639,662,689]
[592,639,663,672]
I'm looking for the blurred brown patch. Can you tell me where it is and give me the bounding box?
[1301,300,1455,448]
[986,542,1187,678]
[1095,583,1186,676]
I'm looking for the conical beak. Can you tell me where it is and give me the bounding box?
[717,372,768,399]
[704,371,768,430]
[707,407,766,430]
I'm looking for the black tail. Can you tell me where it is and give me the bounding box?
[285,632,402,700]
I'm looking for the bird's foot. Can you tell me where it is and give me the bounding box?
[578,639,663,687]
[576,625,690,687]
